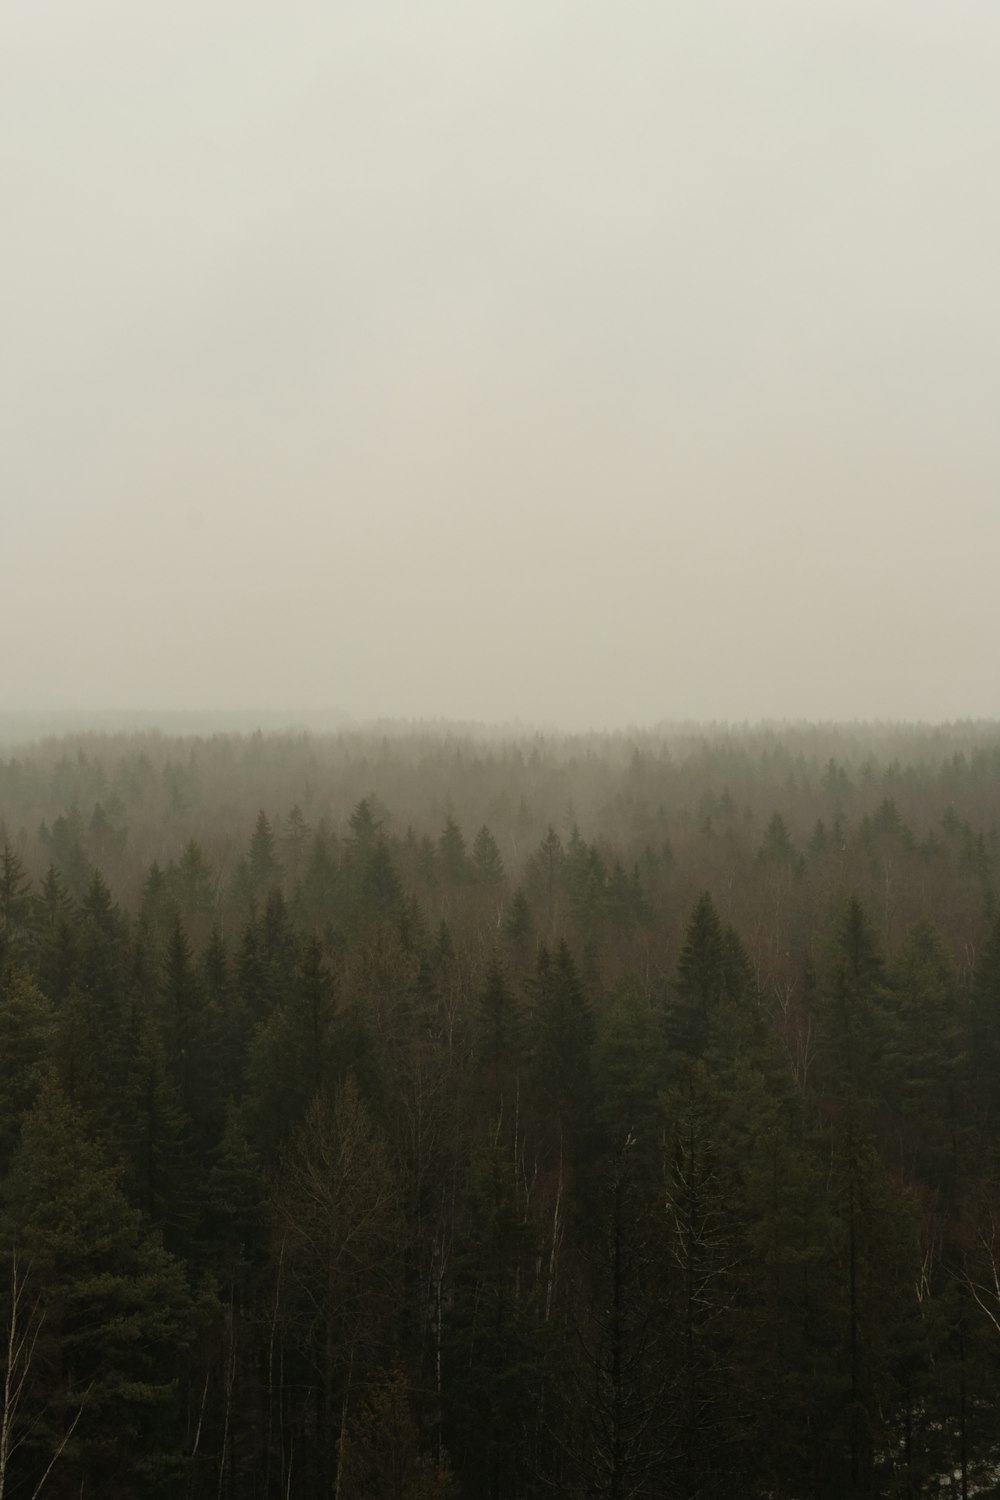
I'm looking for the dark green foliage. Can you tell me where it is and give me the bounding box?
[0,966,53,1168]
[161,915,209,1125]
[445,1143,541,1498]
[0,841,32,967]
[530,941,595,1143]
[31,863,76,1002]
[884,920,964,1189]
[248,808,282,892]
[297,819,340,931]
[1,1079,204,1496]
[169,837,216,921]
[246,933,339,1150]
[39,805,91,897]
[340,1370,455,1499]
[526,825,564,931]
[503,885,533,946]
[140,858,177,947]
[594,983,666,1149]
[282,802,311,882]
[203,1103,266,1280]
[0,724,999,1496]
[476,961,523,1091]
[343,800,402,926]
[758,810,798,865]
[366,837,403,915]
[471,823,505,886]
[970,907,1000,1128]
[667,892,729,1062]
[565,1136,665,1499]
[122,1011,198,1245]
[438,813,471,884]
[819,896,886,1110]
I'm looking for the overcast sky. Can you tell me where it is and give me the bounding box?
[3,0,999,729]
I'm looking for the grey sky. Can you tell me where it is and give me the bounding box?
[3,0,999,729]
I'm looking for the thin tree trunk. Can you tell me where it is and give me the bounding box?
[332,1343,354,1500]
[545,1128,564,1324]
[0,1247,42,1500]
[265,1237,285,1499]
[217,1296,236,1500]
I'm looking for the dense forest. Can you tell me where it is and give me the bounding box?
[1,721,1000,1498]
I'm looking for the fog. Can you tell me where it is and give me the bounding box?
[4,0,999,730]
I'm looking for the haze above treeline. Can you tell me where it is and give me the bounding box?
[4,0,1000,728]
[3,710,1000,757]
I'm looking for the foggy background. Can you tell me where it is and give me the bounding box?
[4,0,999,731]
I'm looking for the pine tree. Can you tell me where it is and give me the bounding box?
[203,1103,266,1282]
[503,886,534,952]
[30,865,76,1004]
[281,803,311,883]
[758,811,798,866]
[667,893,727,1063]
[0,844,31,969]
[472,824,505,887]
[169,838,216,923]
[594,983,666,1154]
[476,961,523,1097]
[444,1142,541,1499]
[0,968,54,1171]
[884,919,963,1193]
[246,933,339,1152]
[277,1083,403,1495]
[248,810,282,895]
[969,907,1000,1131]
[819,895,886,1113]
[438,814,471,885]
[161,915,206,1118]
[530,942,596,1148]
[1,1079,203,1497]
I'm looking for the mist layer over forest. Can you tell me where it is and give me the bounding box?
[1,720,1000,1497]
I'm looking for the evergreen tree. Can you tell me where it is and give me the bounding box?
[0,843,32,969]
[169,838,215,923]
[818,896,886,1113]
[667,892,727,1063]
[122,1011,197,1249]
[758,811,798,866]
[438,814,471,884]
[445,1143,541,1500]
[161,915,207,1118]
[530,942,596,1147]
[30,864,76,1004]
[203,1102,266,1283]
[277,1082,403,1496]
[567,1134,666,1500]
[297,818,340,933]
[0,967,54,1170]
[476,961,523,1097]
[248,809,282,894]
[503,886,534,952]
[281,803,311,883]
[246,933,339,1152]
[472,824,505,887]
[594,983,666,1154]
[885,919,963,1192]
[1,1079,204,1497]
[970,907,1000,1130]
[39,807,91,898]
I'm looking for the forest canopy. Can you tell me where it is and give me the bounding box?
[1,720,999,1498]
